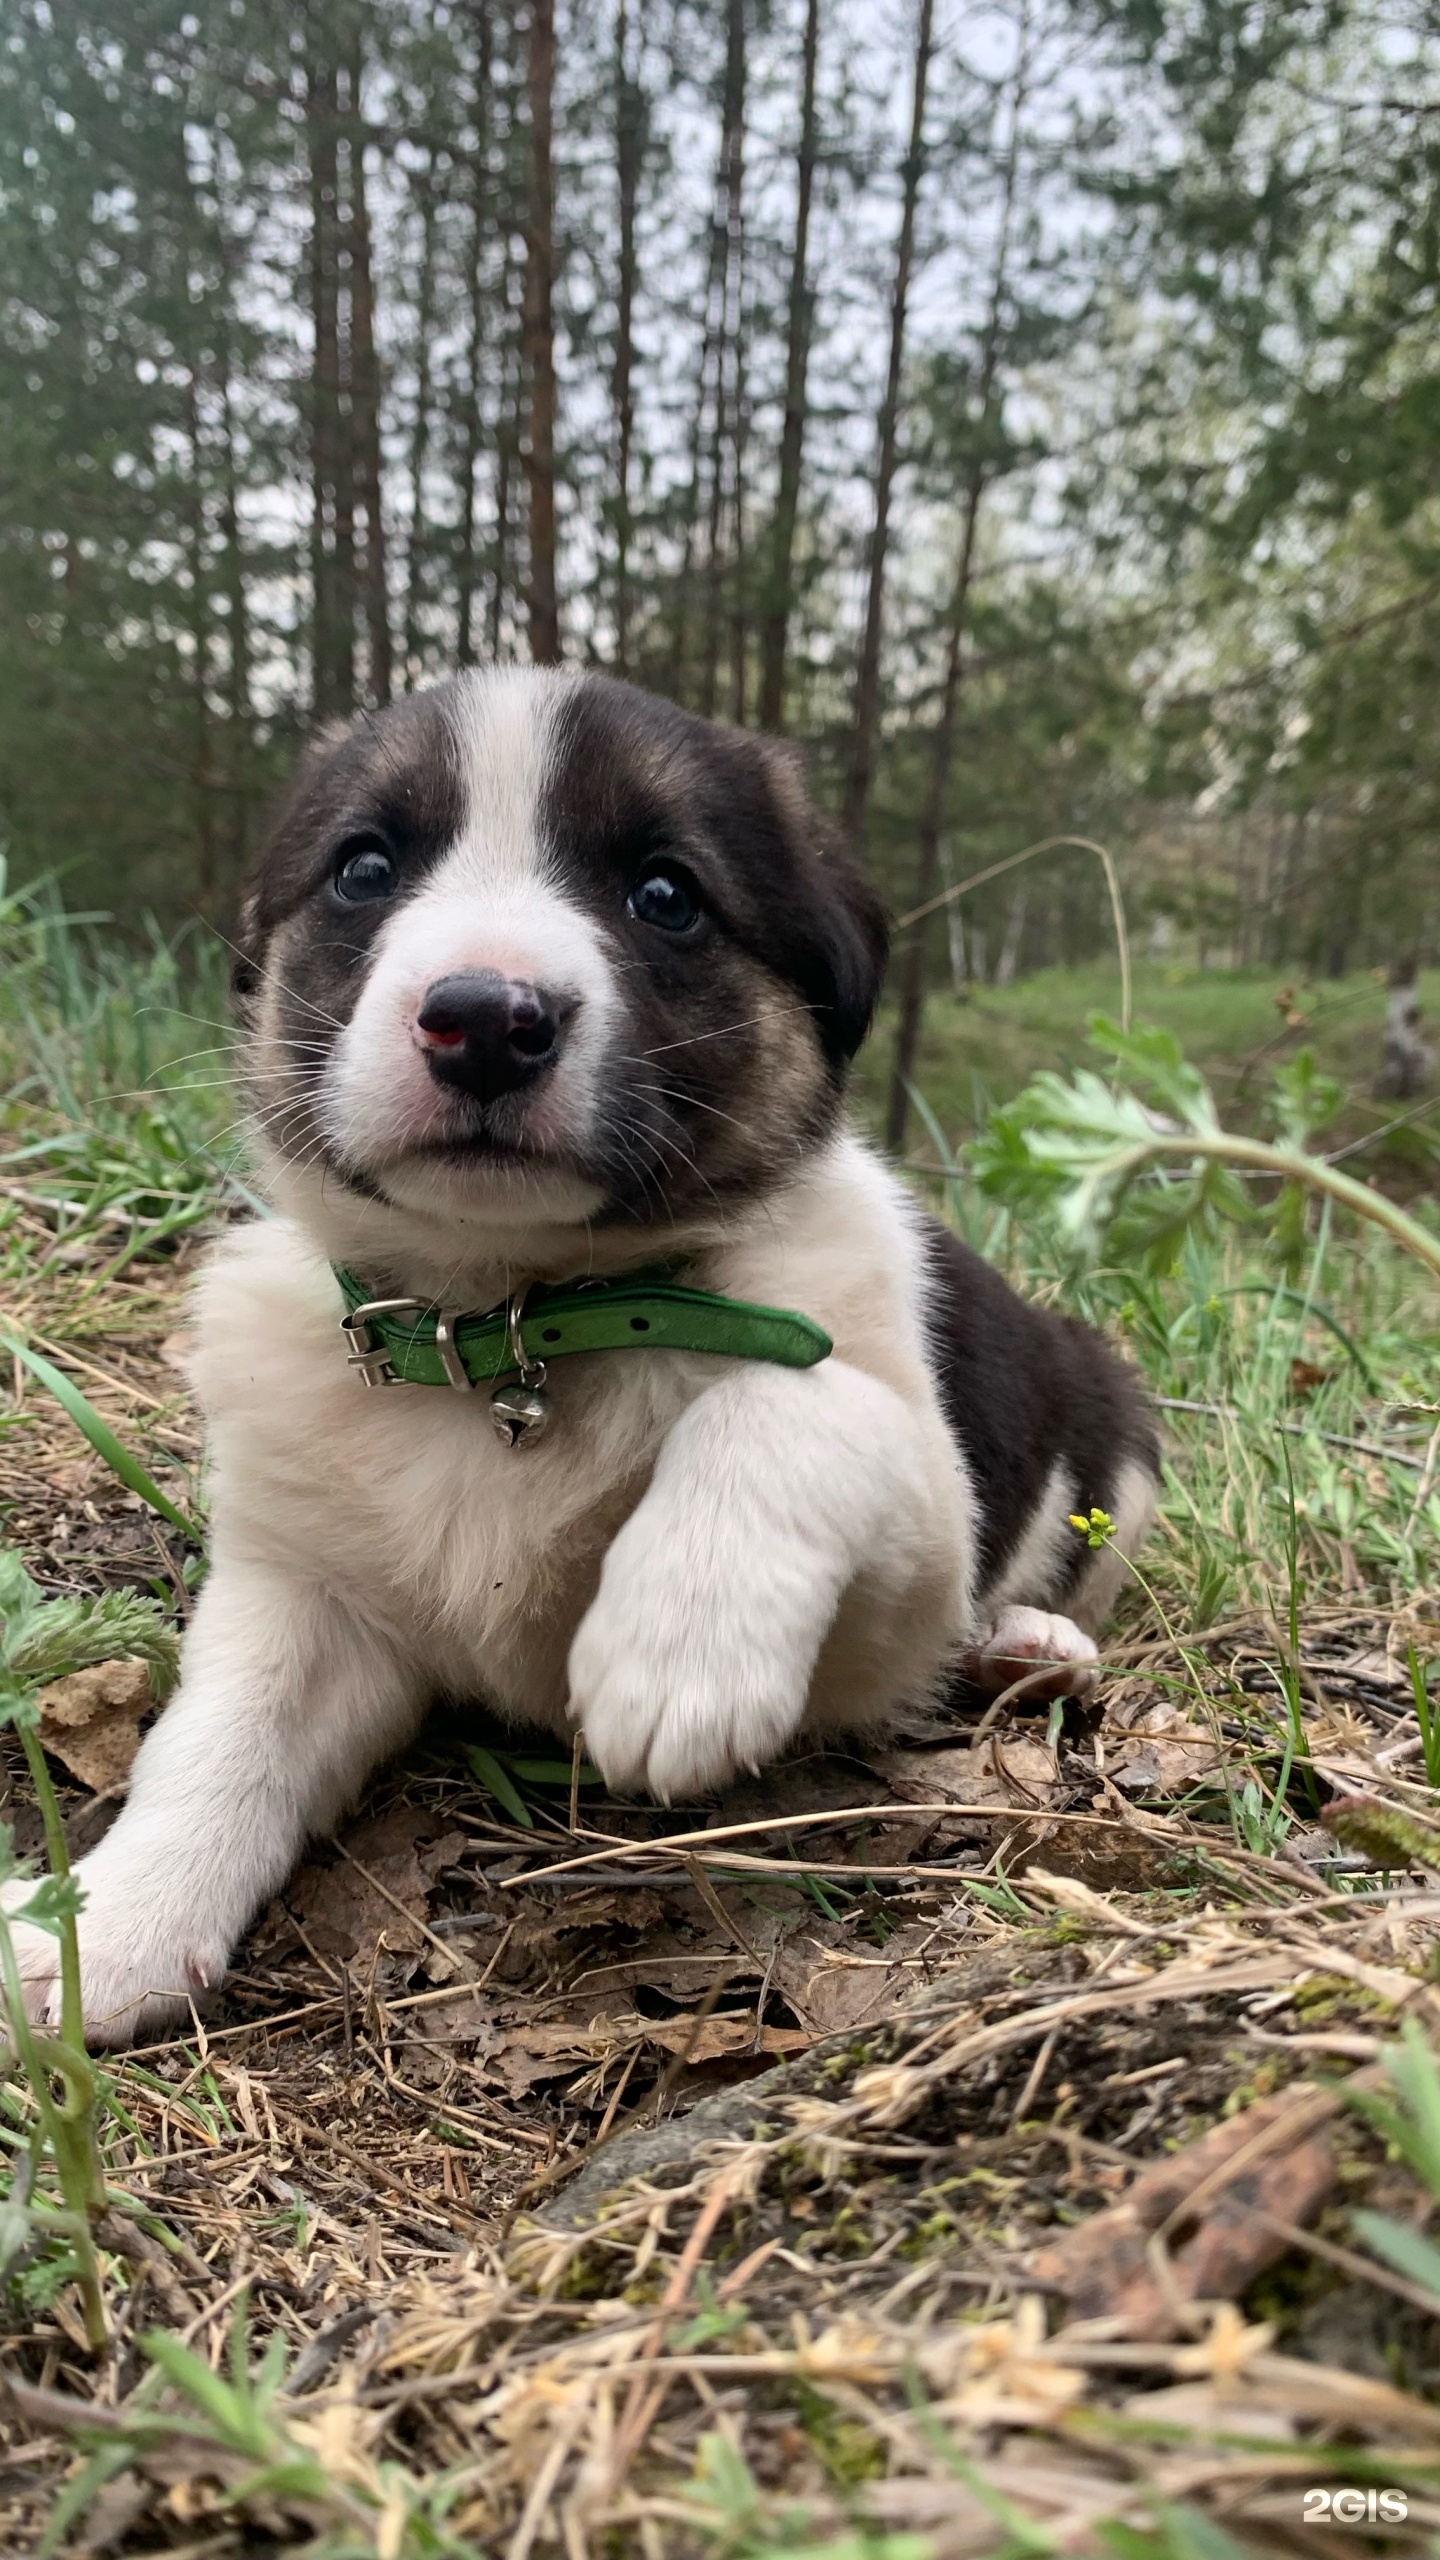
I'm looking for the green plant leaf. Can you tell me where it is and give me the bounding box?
[464,1744,534,1828]
[0,1332,200,1543]
[505,1756,603,1786]
[1271,1048,1343,1150]
[1351,2208,1440,2301]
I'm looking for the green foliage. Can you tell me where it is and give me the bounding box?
[0,1547,160,2347]
[1346,2020,1440,2204]
[0,1549,180,1697]
[1340,2022,1440,2310]
[37,2294,480,2558]
[972,1015,1440,1284]
[1408,1646,1440,1791]
[0,1333,201,1542]
[684,2429,929,2560]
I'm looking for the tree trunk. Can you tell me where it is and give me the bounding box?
[523,0,561,663]
[884,0,1032,1149]
[667,189,727,702]
[216,316,253,877]
[612,0,643,675]
[883,468,983,1149]
[758,0,819,733]
[182,365,218,911]
[347,35,391,707]
[699,0,746,720]
[402,158,439,686]
[491,233,523,657]
[456,0,494,670]
[839,0,934,852]
[306,48,354,722]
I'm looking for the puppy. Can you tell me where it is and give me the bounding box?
[5,670,1157,2041]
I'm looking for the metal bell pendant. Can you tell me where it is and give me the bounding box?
[490,1377,550,1447]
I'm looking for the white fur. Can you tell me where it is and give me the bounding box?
[985,1456,1078,1610]
[1071,1454,1157,1635]
[4,1135,973,2041]
[1,671,1153,2044]
[319,668,621,1225]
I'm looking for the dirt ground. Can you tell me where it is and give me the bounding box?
[3,1237,1440,2555]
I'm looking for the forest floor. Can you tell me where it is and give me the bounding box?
[1,928,1439,2558]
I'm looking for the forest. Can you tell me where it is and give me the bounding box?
[7,0,1440,992]
[4,6,1440,2556]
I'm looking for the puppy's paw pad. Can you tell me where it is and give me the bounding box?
[965,1606,1099,1698]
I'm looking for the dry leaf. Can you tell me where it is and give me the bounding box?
[771,1921,931,2037]
[37,1656,154,1793]
[1105,1700,1220,1797]
[873,1738,1058,1810]
[1027,2093,1335,2340]
[286,1811,467,1965]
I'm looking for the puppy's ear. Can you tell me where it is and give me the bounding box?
[228,889,263,1020]
[759,740,890,1064]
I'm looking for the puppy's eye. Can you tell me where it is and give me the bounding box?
[334,839,398,903]
[628,868,699,934]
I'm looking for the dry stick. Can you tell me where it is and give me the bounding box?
[604,2152,755,2502]
[497,1801,1329,1894]
[271,2103,486,2242]
[892,833,1132,1034]
[330,1839,463,1969]
[1158,1396,1432,1474]
[682,1854,763,1966]
[1251,2206,1440,2322]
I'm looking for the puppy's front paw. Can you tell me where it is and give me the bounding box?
[568,1526,813,1801]
[964,1604,1099,1700]
[0,1864,227,2047]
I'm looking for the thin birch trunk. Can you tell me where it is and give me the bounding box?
[457,0,493,669]
[700,0,746,718]
[402,158,438,685]
[307,49,354,720]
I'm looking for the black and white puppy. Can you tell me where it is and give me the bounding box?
[6,671,1157,2041]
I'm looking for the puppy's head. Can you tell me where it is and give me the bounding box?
[233,670,887,1244]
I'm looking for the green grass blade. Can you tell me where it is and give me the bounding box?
[464,1744,533,1828]
[0,1331,201,1543]
[1350,2208,1440,2303]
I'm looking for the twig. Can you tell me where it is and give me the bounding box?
[1156,1397,1430,1471]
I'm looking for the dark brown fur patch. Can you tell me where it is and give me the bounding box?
[232,673,888,1223]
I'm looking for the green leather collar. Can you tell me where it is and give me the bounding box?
[335,1262,833,1392]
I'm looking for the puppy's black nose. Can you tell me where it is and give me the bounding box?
[415,971,567,1103]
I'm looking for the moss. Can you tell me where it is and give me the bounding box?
[791,2381,887,2488]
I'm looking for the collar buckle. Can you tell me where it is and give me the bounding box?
[340,1295,429,1388]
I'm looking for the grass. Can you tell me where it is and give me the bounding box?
[1,881,1440,2554]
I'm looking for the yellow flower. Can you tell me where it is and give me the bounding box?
[1069,1506,1115,1549]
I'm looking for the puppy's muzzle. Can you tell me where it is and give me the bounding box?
[415,971,575,1105]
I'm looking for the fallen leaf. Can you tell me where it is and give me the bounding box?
[286,1811,467,1965]
[873,1738,1058,1810]
[1026,2091,1335,2339]
[1290,1358,1330,1397]
[771,1922,932,2037]
[1105,1700,1220,1798]
[37,1656,154,1793]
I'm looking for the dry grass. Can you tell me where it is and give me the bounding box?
[2,917,1440,2555]
[1,1233,1439,2555]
